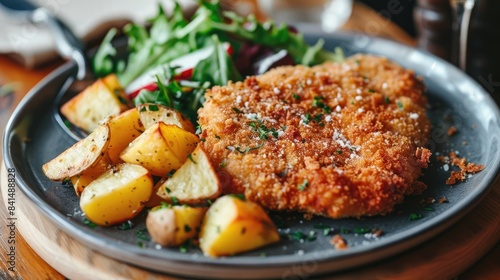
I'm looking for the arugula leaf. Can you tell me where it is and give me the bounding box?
[93,28,118,77]
[192,35,242,86]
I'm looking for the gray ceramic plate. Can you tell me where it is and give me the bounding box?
[3,32,500,279]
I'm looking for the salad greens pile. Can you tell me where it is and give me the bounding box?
[93,0,344,123]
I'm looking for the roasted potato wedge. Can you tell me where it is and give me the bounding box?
[199,195,280,257]
[156,144,221,204]
[70,153,111,196]
[42,124,110,181]
[80,163,153,226]
[146,205,207,247]
[61,74,131,132]
[137,103,195,133]
[119,122,199,177]
[107,108,145,164]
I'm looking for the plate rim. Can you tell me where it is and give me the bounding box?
[3,31,500,278]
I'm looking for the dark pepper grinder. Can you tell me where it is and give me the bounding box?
[414,0,453,61]
[415,0,500,104]
[462,0,500,104]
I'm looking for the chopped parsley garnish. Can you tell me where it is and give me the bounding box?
[312,96,332,113]
[397,100,404,110]
[409,213,423,221]
[314,224,333,236]
[235,143,264,154]
[424,207,434,211]
[368,89,375,93]
[171,196,180,205]
[117,220,134,230]
[179,245,188,253]
[219,160,227,167]
[302,113,311,124]
[167,169,176,178]
[195,125,202,135]
[215,134,221,139]
[184,225,192,233]
[384,96,391,103]
[64,120,72,128]
[298,179,309,191]
[249,121,276,140]
[289,231,306,241]
[187,154,197,164]
[232,107,242,114]
[292,93,300,100]
[271,128,279,139]
[312,96,324,106]
[165,187,172,194]
[136,228,150,241]
[140,106,147,112]
[148,104,159,111]
[117,92,129,104]
[179,239,195,253]
[340,227,351,234]
[61,178,73,187]
[84,218,97,228]
[312,114,323,123]
[354,227,371,234]
[157,201,172,210]
[288,231,317,242]
[336,150,342,154]
[229,193,245,200]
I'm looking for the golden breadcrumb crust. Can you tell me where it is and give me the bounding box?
[198,54,431,218]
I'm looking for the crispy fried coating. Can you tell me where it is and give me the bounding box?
[198,54,431,218]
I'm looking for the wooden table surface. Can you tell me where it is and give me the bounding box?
[0,2,499,279]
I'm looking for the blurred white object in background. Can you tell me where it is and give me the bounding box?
[0,0,196,68]
[322,0,353,32]
[257,0,352,32]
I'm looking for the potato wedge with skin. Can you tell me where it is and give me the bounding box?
[146,205,207,247]
[157,144,221,204]
[80,163,153,226]
[70,153,111,196]
[107,108,145,164]
[61,74,131,132]
[120,122,199,177]
[42,124,110,181]
[137,103,195,133]
[199,195,280,257]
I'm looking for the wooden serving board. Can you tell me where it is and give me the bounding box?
[1,161,499,280]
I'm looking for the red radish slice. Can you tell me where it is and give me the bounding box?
[127,83,159,100]
[126,43,231,96]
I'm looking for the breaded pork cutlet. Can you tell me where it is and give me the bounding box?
[198,54,431,218]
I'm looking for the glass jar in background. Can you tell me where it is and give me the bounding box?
[257,0,353,32]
